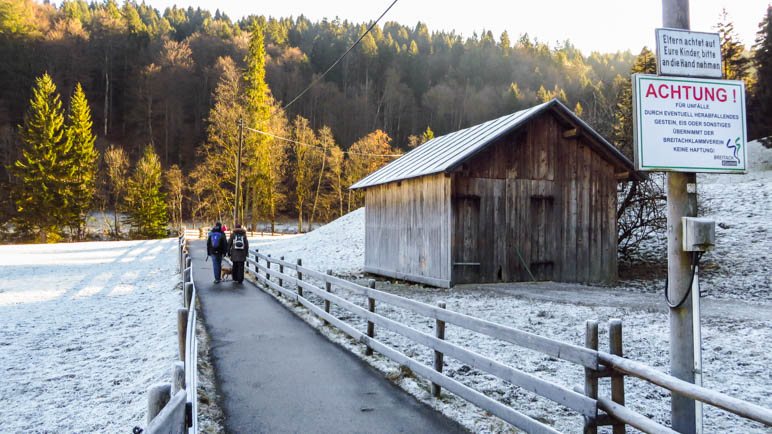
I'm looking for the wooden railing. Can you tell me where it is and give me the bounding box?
[144,236,198,433]
[181,226,292,240]
[245,248,772,433]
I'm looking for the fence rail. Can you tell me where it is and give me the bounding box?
[145,235,198,433]
[246,248,772,433]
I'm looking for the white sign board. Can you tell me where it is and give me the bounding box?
[656,28,722,78]
[633,74,747,173]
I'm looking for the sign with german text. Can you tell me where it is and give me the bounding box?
[633,74,747,173]
[656,28,722,78]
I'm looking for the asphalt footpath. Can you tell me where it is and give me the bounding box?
[189,240,467,434]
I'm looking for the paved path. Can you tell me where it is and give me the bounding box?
[190,241,466,434]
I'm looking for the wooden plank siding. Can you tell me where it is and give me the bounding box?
[449,113,619,285]
[364,174,452,287]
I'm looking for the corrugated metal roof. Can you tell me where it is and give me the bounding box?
[351,99,635,189]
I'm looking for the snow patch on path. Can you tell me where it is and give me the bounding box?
[0,239,180,433]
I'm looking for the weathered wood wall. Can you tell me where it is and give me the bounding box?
[451,113,619,284]
[364,174,452,287]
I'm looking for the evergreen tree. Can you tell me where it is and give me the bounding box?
[750,5,772,146]
[65,83,99,239]
[717,9,751,83]
[125,145,168,238]
[613,47,656,159]
[243,22,280,229]
[11,73,71,242]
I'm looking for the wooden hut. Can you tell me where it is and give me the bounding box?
[350,99,639,288]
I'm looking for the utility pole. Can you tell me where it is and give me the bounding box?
[234,118,244,227]
[662,1,697,432]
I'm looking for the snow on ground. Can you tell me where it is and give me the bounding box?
[248,207,365,275]
[0,239,180,433]
[247,141,771,432]
[625,140,772,301]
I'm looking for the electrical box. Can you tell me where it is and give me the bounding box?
[682,217,716,252]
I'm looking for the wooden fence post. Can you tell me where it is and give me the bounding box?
[266,254,271,282]
[609,319,625,434]
[177,308,188,361]
[296,259,303,299]
[184,256,192,283]
[584,320,599,434]
[365,279,376,356]
[323,269,332,325]
[184,283,193,309]
[147,382,172,425]
[171,361,185,395]
[279,256,284,287]
[431,302,447,397]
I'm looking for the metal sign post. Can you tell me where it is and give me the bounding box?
[661,1,697,432]
[692,263,703,433]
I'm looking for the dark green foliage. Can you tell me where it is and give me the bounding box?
[750,5,772,146]
[124,145,168,238]
[65,83,98,239]
[613,47,656,159]
[11,73,71,242]
[717,9,752,83]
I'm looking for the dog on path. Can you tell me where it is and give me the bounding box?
[220,266,233,281]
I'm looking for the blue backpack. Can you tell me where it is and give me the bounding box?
[210,231,223,253]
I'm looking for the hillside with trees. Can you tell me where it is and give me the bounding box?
[0,0,767,241]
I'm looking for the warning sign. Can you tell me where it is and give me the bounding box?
[656,28,722,78]
[633,74,747,173]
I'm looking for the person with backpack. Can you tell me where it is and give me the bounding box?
[228,223,249,284]
[206,222,228,283]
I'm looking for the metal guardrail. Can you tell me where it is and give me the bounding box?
[246,248,772,433]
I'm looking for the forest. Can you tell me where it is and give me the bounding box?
[0,0,769,244]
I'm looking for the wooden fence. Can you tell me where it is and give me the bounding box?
[182,227,293,240]
[245,248,772,433]
[143,236,198,433]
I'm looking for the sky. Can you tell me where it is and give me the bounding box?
[142,0,769,54]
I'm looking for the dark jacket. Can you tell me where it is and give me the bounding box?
[228,227,249,262]
[206,226,228,256]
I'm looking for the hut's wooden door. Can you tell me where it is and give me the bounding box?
[452,194,480,283]
[506,180,557,281]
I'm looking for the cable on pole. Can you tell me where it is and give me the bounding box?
[279,0,399,113]
[243,125,402,158]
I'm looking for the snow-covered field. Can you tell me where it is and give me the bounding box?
[0,239,180,433]
[246,141,771,432]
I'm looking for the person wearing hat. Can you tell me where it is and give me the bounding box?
[206,222,228,283]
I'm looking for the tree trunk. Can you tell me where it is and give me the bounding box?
[309,144,328,231]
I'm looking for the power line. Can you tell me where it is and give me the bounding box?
[243,125,402,158]
[279,0,399,113]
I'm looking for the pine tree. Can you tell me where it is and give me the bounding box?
[11,73,71,242]
[244,22,274,226]
[750,5,772,146]
[613,47,656,159]
[65,83,99,239]
[125,145,168,238]
[717,9,751,83]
